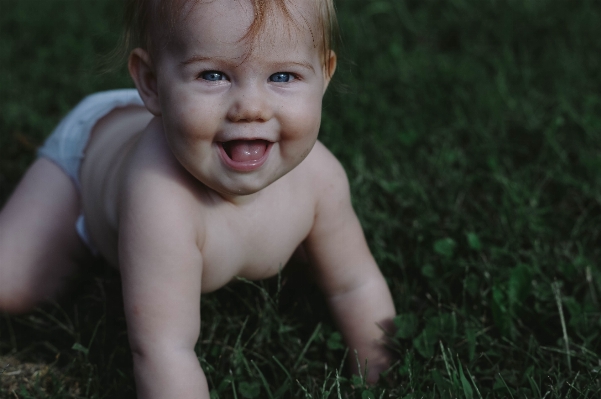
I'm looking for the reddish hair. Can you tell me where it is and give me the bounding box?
[120,0,338,74]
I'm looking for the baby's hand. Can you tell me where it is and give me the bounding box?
[328,276,396,384]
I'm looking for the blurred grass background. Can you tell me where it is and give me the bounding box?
[2,0,601,397]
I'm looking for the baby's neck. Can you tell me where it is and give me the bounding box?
[208,187,264,207]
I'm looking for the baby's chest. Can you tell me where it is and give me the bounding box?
[198,200,315,292]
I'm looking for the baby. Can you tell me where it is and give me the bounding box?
[0,0,396,397]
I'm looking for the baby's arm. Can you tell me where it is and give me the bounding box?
[304,144,396,383]
[118,126,209,399]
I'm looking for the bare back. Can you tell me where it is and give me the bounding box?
[80,105,153,265]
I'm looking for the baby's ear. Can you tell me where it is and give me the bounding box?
[323,50,337,94]
[128,48,161,116]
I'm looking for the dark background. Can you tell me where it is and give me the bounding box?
[2,0,601,397]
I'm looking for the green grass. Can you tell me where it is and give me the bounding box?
[2,0,601,397]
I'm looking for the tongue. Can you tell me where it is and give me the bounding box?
[224,140,267,162]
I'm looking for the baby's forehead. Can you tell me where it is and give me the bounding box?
[157,0,323,55]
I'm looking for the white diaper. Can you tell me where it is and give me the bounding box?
[37,89,144,254]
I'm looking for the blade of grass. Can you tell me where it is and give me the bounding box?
[552,282,572,372]
[467,367,483,399]
[294,323,321,370]
[458,362,474,399]
[230,370,238,399]
[251,360,274,399]
[498,373,515,399]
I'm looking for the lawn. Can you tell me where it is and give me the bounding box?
[1,0,601,397]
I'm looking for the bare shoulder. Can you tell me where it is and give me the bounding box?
[300,140,351,208]
[124,119,199,193]
[123,118,204,205]
[119,118,206,249]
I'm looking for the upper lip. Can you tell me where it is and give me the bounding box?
[217,137,274,143]
[216,127,277,143]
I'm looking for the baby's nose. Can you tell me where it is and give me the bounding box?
[226,86,273,123]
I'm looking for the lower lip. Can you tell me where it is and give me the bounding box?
[217,142,272,172]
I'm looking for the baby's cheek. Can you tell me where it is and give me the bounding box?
[283,127,320,164]
[286,101,322,138]
[166,108,213,144]
[298,146,314,162]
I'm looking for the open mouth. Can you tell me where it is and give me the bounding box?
[218,139,272,171]
[222,139,269,162]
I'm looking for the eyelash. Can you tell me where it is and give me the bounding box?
[269,72,295,83]
[198,71,298,83]
[200,71,227,81]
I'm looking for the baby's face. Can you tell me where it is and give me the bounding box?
[152,0,333,199]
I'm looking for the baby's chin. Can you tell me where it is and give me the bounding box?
[183,155,295,200]
[199,176,277,201]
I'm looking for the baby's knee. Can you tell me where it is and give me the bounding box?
[0,262,39,313]
[0,266,51,314]
[0,285,39,314]
[0,251,78,315]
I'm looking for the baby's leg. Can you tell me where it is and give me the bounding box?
[0,158,88,313]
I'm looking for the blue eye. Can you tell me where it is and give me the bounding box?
[201,71,226,81]
[269,72,293,83]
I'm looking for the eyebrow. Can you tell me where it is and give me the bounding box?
[272,61,315,73]
[180,55,214,66]
[180,54,316,73]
